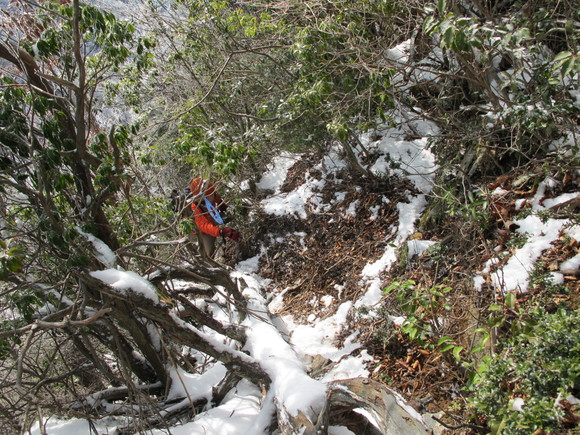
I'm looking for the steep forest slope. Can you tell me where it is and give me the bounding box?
[234,129,579,433]
[0,0,578,434]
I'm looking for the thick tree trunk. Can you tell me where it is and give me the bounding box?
[108,300,169,386]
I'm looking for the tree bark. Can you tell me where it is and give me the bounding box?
[79,271,271,390]
[327,378,430,435]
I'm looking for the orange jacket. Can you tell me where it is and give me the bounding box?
[191,195,223,237]
[189,178,228,237]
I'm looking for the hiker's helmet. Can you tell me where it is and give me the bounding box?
[190,178,216,198]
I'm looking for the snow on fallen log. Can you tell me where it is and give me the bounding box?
[90,268,160,303]
[241,289,328,433]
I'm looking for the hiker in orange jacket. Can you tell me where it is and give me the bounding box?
[190,178,240,257]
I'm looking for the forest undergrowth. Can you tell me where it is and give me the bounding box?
[1,0,578,432]
[246,150,579,434]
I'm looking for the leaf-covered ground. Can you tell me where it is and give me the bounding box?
[226,149,580,432]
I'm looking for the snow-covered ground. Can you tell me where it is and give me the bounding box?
[475,178,580,294]
[29,112,579,434]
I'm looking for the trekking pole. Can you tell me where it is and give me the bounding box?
[211,236,226,259]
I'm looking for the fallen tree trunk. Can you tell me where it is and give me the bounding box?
[327,378,430,435]
[80,271,271,390]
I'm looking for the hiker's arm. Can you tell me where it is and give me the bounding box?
[192,206,221,237]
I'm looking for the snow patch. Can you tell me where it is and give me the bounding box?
[90,269,159,303]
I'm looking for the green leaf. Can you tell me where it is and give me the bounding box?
[560,58,575,78]
[487,315,505,328]
[452,346,463,361]
[437,0,446,14]
[440,343,455,353]
[553,51,572,62]
[437,336,454,346]
[443,27,455,49]
[456,17,471,27]
[423,16,438,35]
[490,417,507,435]
[513,28,531,43]
[454,31,468,52]
[505,292,516,309]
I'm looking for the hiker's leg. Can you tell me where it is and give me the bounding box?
[186,232,200,256]
[200,233,217,257]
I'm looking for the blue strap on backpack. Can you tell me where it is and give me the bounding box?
[204,197,224,225]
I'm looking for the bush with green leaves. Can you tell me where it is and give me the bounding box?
[123,0,428,182]
[0,239,24,281]
[423,0,578,182]
[382,280,465,360]
[468,307,579,434]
